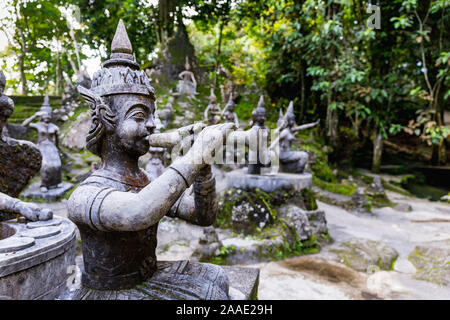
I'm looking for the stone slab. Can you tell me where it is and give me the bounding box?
[221,265,260,300]
[20,226,61,239]
[0,237,35,254]
[27,219,62,229]
[0,217,76,299]
[225,169,312,193]
[22,182,74,202]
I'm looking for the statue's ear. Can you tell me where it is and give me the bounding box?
[77,86,116,131]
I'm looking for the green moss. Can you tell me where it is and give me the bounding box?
[313,176,357,196]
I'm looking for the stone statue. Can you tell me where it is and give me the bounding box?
[0,70,52,221]
[218,65,233,103]
[65,20,234,300]
[176,56,197,96]
[204,89,222,125]
[158,96,174,129]
[221,94,239,129]
[77,67,92,89]
[272,101,319,173]
[22,92,63,192]
[247,95,270,174]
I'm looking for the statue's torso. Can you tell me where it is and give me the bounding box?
[75,169,158,290]
[35,122,58,144]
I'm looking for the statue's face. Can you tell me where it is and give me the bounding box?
[41,113,51,123]
[287,114,295,127]
[110,94,156,157]
[253,111,265,125]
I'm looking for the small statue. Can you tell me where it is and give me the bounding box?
[77,67,92,89]
[176,56,197,96]
[221,94,239,129]
[66,20,234,300]
[158,96,174,129]
[247,95,270,174]
[203,88,222,125]
[272,101,319,174]
[0,70,52,221]
[218,65,233,103]
[22,92,63,192]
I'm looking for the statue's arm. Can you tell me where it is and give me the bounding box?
[292,119,320,132]
[167,166,216,226]
[22,113,39,127]
[234,113,239,129]
[68,157,203,232]
[0,192,52,221]
[204,105,210,121]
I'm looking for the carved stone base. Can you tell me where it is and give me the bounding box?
[58,261,259,300]
[225,169,312,193]
[0,217,76,300]
[22,182,74,202]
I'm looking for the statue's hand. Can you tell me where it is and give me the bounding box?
[15,202,53,221]
[188,123,236,166]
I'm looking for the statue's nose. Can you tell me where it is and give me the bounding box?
[145,117,156,132]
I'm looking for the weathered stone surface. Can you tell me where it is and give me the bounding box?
[60,111,91,151]
[305,209,328,236]
[22,181,73,202]
[408,239,450,286]
[20,226,61,239]
[221,266,260,300]
[0,137,42,197]
[280,205,311,241]
[330,238,399,272]
[351,188,371,213]
[394,203,413,212]
[192,226,223,262]
[226,170,313,193]
[0,236,35,253]
[27,219,62,229]
[0,217,76,299]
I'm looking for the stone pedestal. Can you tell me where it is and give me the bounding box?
[225,169,313,193]
[22,182,73,202]
[0,216,76,300]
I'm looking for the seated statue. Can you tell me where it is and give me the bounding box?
[176,56,197,96]
[66,20,234,300]
[0,70,52,221]
[272,101,319,174]
[22,93,63,192]
[203,89,222,125]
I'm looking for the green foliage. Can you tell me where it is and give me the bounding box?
[312,176,357,197]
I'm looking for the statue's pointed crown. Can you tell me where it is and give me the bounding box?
[40,90,52,113]
[209,87,216,101]
[285,101,294,116]
[253,94,266,115]
[89,19,155,98]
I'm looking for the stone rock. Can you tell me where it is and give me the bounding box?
[0,137,42,197]
[351,188,370,213]
[305,209,328,236]
[60,111,91,151]
[408,239,450,286]
[22,181,74,202]
[280,205,311,241]
[394,203,413,212]
[330,238,399,272]
[192,226,223,262]
[368,176,385,194]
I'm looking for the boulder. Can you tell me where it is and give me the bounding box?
[279,205,311,241]
[408,239,450,286]
[330,238,399,272]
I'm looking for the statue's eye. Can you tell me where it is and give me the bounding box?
[132,111,146,120]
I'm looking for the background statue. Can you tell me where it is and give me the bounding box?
[176,56,197,96]
[221,94,239,129]
[271,101,319,173]
[204,88,221,125]
[0,70,52,221]
[22,92,63,192]
[247,95,270,174]
[67,20,234,300]
[158,96,174,129]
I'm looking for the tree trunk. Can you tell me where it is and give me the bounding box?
[325,93,339,149]
[56,51,61,96]
[214,20,225,87]
[372,128,383,172]
[19,54,26,95]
